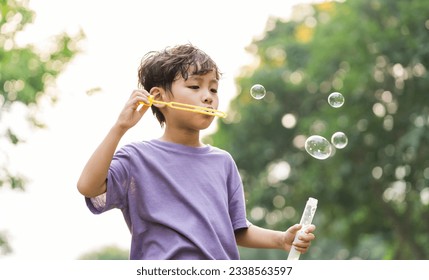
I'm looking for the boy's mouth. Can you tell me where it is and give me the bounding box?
[200,106,216,115]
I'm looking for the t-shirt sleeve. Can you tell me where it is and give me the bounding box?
[85,146,130,214]
[227,158,249,232]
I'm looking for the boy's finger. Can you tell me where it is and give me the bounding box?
[287,224,302,234]
[304,224,316,234]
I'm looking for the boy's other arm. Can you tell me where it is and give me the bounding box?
[235,224,316,253]
[77,89,150,198]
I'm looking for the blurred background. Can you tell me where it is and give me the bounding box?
[1,0,429,260]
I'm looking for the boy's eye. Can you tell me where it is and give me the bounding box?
[211,88,218,94]
[189,86,199,89]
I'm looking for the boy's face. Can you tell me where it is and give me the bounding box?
[163,69,219,130]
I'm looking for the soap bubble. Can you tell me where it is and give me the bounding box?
[250,84,266,100]
[328,92,345,108]
[305,135,332,160]
[331,131,348,149]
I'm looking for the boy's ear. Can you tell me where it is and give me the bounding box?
[149,87,166,108]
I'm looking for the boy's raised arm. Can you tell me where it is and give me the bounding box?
[76,89,151,198]
[77,125,126,197]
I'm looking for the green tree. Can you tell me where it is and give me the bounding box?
[78,245,129,260]
[0,0,83,254]
[208,0,429,259]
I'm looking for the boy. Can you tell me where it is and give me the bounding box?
[77,44,315,260]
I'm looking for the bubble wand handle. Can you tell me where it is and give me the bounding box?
[140,95,227,118]
[287,197,318,260]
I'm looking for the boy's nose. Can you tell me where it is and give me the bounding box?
[202,91,213,104]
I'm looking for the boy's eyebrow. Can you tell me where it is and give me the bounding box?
[187,75,219,83]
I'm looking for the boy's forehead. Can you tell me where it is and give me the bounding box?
[186,64,219,78]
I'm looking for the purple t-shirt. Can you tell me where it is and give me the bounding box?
[86,139,248,260]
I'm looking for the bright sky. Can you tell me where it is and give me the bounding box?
[0,0,317,260]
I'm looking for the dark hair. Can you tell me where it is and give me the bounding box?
[137,44,221,126]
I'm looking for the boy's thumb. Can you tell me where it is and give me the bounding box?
[288,224,302,234]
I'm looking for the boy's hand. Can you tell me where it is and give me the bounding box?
[115,89,151,131]
[282,224,316,253]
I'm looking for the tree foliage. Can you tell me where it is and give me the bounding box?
[208,0,429,259]
[0,0,83,254]
[78,245,129,260]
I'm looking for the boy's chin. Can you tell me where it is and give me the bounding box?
[198,118,215,129]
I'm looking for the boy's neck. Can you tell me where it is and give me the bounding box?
[159,128,204,147]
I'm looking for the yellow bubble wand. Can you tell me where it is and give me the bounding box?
[140,95,227,118]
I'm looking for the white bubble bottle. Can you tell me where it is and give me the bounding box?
[287,197,318,260]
